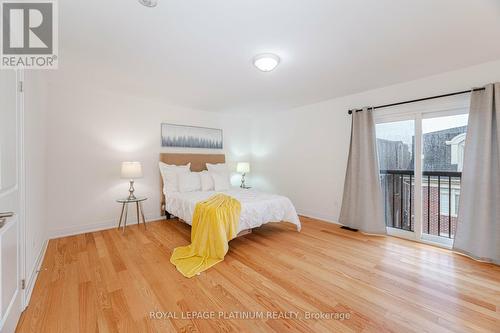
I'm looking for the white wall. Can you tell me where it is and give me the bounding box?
[43,58,500,237]
[23,70,49,299]
[45,79,252,238]
[251,59,500,223]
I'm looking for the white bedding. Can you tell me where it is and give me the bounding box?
[165,188,301,232]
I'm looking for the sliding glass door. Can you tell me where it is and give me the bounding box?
[375,110,468,246]
[376,120,415,237]
[421,113,468,246]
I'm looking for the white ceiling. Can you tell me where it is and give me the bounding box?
[58,0,500,113]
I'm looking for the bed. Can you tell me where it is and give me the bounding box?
[160,153,301,234]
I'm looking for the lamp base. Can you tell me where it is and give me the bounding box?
[240,173,246,188]
[128,180,136,200]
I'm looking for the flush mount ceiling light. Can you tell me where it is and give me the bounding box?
[138,0,158,7]
[253,53,280,72]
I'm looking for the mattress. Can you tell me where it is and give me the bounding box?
[165,188,301,232]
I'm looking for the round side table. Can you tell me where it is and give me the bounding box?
[116,197,148,232]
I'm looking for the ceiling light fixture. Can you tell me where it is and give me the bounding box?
[138,0,158,7]
[253,53,280,72]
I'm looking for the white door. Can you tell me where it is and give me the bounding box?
[0,70,23,333]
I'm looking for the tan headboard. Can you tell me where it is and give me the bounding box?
[159,153,226,215]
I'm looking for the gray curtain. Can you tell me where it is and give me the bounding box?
[339,108,386,234]
[453,83,500,263]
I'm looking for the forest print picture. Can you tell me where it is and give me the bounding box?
[161,123,223,149]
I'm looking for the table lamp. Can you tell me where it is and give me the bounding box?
[236,162,250,188]
[121,161,143,199]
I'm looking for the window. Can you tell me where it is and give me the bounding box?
[440,191,449,216]
[446,133,466,172]
[439,189,460,217]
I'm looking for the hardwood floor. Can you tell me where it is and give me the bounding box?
[16,216,500,333]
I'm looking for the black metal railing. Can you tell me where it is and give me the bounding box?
[380,170,462,238]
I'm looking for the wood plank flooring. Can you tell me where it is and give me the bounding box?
[16,216,500,332]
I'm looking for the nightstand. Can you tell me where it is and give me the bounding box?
[116,197,147,232]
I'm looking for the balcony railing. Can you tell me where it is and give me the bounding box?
[380,170,462,239]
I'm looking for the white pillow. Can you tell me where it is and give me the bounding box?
[200,170,214,191]
[212,172,230,191]
[206,163,229,173]
[159,162,191,193]
[178,172,202,192]
[207,163,231,186]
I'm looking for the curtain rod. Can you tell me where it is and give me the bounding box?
[347,87,486,115]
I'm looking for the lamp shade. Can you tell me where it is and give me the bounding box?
[236,162,250,174]
[121,162,143,179]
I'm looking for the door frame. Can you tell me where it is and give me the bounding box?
[0,69,26,331]
[373,97,469,248]
[18,69,28,309]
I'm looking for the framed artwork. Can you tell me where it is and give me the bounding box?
[161,123,223,149]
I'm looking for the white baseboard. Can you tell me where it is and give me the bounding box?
[48,214,164,239]
[24,238,48,307]
[296,208,341,225]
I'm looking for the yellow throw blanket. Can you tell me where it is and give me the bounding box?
[170,194,241,278]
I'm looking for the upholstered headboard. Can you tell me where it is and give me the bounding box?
[159,153,226,215]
